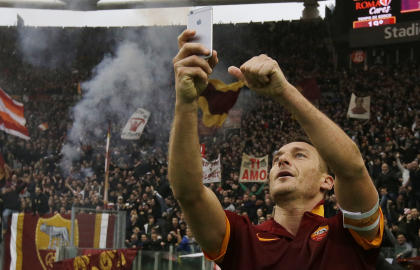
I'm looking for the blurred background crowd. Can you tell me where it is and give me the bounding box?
[0,20,419,263]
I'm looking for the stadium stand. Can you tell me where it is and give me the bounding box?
[0,18,419,269]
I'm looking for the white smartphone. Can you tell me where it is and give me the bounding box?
[187,6,213,59]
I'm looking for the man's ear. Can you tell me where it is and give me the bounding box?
[320,174,334,192]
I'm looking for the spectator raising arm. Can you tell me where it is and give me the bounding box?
[168,30,226,257]
[384,224,413,259]
[396,153,410,187]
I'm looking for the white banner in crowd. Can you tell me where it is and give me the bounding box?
[202,155,221,184]
[347,93,371,120]
[239,153,268,183]
[121,108,150,140]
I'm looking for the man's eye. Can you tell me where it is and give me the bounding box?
[296,153,306,158]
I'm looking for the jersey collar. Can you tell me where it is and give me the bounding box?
[257,200,326,238]
[310,200,325,217]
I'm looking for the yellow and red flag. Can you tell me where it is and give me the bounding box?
[198,79,244,128]
[52,248,138,270]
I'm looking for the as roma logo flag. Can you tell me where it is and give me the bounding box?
[3,213,79,270]
[3,212,116,270]
[35,214,79,270]
[121,108,150,140]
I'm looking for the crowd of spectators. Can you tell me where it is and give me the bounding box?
[0,20,419,264]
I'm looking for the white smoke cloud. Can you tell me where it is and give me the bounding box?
[17,27,78,69]
[60,27,180,175]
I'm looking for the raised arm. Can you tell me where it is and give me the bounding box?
[65,182,76,195]
[396,153,405,172]
[229,55,380,240]
[168,30,226,256]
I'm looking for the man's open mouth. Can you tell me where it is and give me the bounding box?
[277,171,294,178]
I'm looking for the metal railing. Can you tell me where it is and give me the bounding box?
[55,245,216,270]
[132,247,215,270]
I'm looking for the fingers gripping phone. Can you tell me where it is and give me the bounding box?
[187,6,213,59]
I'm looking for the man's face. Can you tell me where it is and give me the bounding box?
[141,234,147,242]
[186,228,193,238]
[409,160,419,170]
[172,217,178,226]
[380,188,388,196]
[381,163,389,174]
[397,234,406,245]
[131,234,138,241]
[411,208,419,219]
[269,142,330,203]
[223,197,230,204]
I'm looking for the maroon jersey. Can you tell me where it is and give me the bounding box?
[210,206,383,270]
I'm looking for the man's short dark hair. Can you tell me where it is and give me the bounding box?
[279,135,333,176]
[288,135,313,147]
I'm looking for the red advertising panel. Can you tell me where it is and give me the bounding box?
[353,16,396,28]
[352,0,397,29]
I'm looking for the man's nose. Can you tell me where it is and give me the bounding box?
[277,155,291,166]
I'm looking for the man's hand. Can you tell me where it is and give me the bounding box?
[228,54,289,101]
[172,29,218,105]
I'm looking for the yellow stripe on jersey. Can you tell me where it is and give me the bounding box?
[311,204,324,217]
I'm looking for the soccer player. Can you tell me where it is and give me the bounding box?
[168,29,383,269]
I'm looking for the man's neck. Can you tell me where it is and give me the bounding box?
[273,197,322,236]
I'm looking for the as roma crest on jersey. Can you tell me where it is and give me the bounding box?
[35,214,79,270]
[311,225,329,242]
